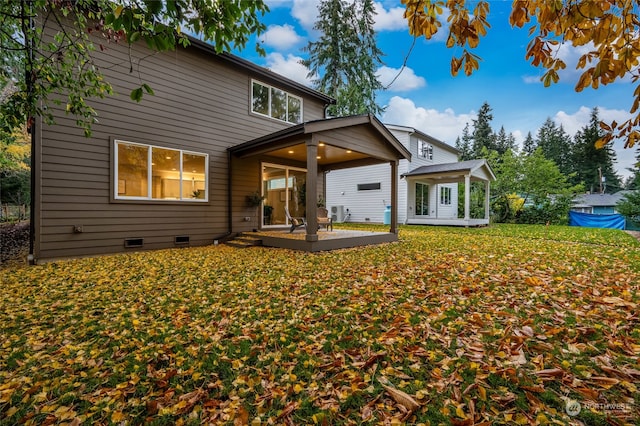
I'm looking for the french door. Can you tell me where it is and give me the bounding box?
[262,163,307,227]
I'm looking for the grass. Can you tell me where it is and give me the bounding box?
[1,224,639,425]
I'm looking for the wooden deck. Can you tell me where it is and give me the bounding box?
[251,228,397,251]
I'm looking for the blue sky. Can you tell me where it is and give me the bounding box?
[234,0,636,181]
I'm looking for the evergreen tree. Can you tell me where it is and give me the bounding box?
[455,123,473,160]
[522,131,536,155]
[495,126,517,155]
[573,108,622,193]
[535,118,573,172]
[625,147,640,189]
[303,0,384,117]
[471,102,496,158]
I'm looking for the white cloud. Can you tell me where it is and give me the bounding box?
[522,75,542,84]
[373,2,407,31]
[553,106,635,179]
[377,66,426,92]
[261,24,304,50]
[382,96,474,144]
[264,52,314,86]
[291,0,320,31]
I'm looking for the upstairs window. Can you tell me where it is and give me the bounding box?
[418,140,433,160]
[252,80,302,124]
[115,140,208,202]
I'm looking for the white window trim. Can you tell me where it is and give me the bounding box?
[251,79,303,125]
[114,140,209,202]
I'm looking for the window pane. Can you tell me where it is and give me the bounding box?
[152,147,180,199]
[183,153,207,200]
[117,143,148,197]
[271,87,287,121]
[288,96,301,123]
[252,82,269,115]
[416,183,428,215]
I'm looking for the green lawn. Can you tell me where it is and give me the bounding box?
[1,225,639,425]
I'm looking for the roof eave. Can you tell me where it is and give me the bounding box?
[187,36,335,105]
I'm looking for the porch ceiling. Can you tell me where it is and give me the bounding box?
[268,143,369,166]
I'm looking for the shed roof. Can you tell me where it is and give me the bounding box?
[403,159,496,180]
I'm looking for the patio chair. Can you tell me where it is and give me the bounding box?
[317,207,333,231]
[285,206,306,233]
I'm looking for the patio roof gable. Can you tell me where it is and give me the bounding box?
[228,114,411,164]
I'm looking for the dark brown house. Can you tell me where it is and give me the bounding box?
[32,23,410,263]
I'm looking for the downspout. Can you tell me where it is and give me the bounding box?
[25,0,36,265]
[227,150,233,234]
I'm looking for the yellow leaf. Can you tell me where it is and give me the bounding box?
[111,411,125,422]
[5,406,17,417]
[478,385,487,401]
[114,5,124,17]
[595,138,608,149]
[455,404,466,418]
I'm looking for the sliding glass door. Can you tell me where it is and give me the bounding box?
[262,164,307,227]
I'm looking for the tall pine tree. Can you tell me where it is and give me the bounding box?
[471,102,496,158]
[303,0,384,117]
[625,147,640,189]
[455,123,473,160]
[522,131,536,155]
[495,126,517,155]
[573,108,622,193]
[535,117,573,172]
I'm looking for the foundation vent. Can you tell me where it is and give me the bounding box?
[174,236,190,245]
[124,238,144,248]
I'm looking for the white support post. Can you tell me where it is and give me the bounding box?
[464,174,471,221]
[484,180,490,220]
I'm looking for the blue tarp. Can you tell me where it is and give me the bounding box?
[569,211,626,230]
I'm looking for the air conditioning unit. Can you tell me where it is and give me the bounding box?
[331,205,345,222]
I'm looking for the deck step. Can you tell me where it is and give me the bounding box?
[225,233,263,248]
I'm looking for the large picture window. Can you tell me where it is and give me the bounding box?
[252,80,302,124]
[115,140,208,202]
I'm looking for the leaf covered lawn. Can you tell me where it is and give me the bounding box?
[1,225,639,425]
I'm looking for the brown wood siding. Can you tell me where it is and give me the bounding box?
[36,19,328,261]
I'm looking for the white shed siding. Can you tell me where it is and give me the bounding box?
[325,164,393,223]
[324,126,459,224]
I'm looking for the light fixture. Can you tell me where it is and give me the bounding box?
[346,150,352,153]
[319,143,325,147]
[165,156,171,160]
[316,156,321,159]
[288,150,294,154]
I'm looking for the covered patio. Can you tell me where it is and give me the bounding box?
[228,114,411,251]
[403,159,496,227]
